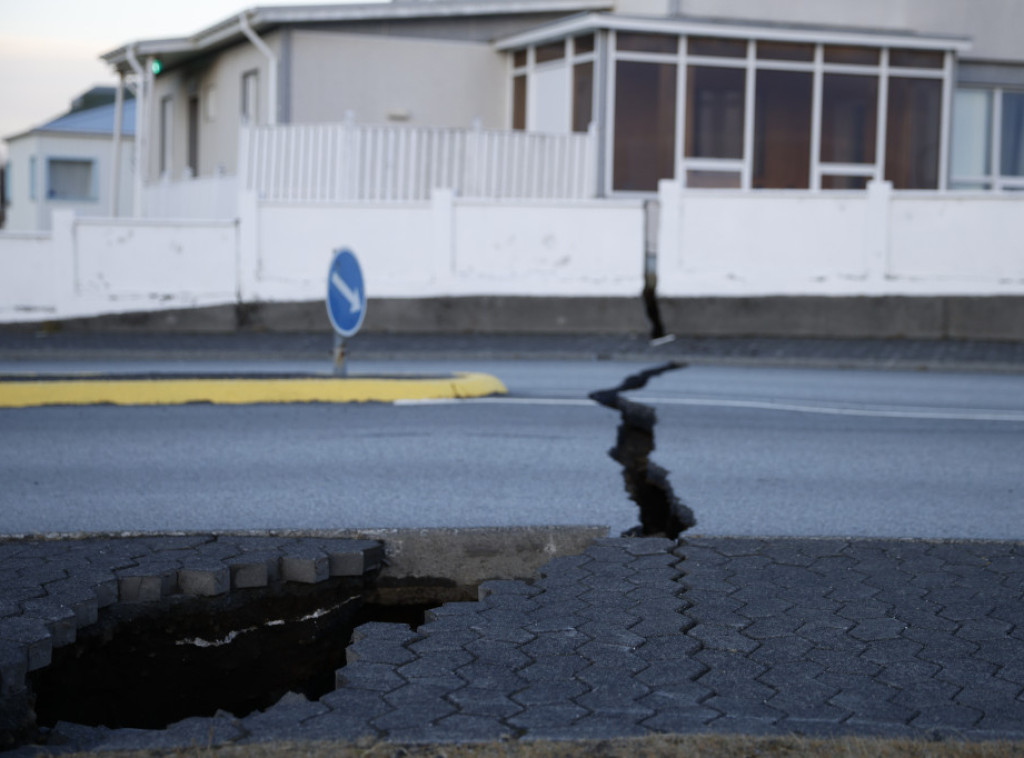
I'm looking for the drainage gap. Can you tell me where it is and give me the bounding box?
[591,361,696,538]
[27,579,454,731]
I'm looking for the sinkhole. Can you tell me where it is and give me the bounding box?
[27,576,464,732]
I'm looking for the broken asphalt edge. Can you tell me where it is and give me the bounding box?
[0,372,508,408]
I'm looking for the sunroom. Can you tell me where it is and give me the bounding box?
[497,13,975,195]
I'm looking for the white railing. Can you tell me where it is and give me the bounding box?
[239,120,597,203]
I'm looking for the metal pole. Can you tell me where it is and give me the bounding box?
[333,334,347,376]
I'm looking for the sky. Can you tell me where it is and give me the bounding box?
[0,0,384,160]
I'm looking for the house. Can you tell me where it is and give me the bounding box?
[97,0,1024,202]
[2,87,136,231]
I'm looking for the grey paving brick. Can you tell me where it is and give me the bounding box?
[455,661,528,690]
[335,661,405,693]
[19,598,77,647]
[448,687,524,718]
[280,550,329,584]
[642,706,718,733]
[511,678,589,705]
[177,562,230,597]
[433,713,516,740]
[397,648,473,680]
[463,638,531,669]
[116,561,179,602]
[227,551,280,588]
[507,703,588,729]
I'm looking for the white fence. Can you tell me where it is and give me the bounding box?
[238,121,598,203]
[143,175,239,219]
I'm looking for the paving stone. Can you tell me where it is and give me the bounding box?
[116,561,180,602]
[280,549,329,584]
[507,703,588,729]
[433,713,516,740]
[448,687,524,719]
[511,678,589,705]
[456,661,528,690]
[335,661,405,693]
[0,639,29,695]
[40,582,98,628]
[19,598,77,648]
[177,562,230,597]
[227,551,280,588]
[642,706,718,733]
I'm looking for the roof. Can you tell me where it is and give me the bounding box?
[101,0,613,73]
[496,12,972,52]
[7,99,136,142]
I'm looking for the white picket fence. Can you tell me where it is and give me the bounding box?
[238,120,598,203]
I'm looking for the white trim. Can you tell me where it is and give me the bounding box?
[810,44,824,190]
[938,51,954,190]
[742,40,755,190]
[875,48,890,182]
[496,13,971,53]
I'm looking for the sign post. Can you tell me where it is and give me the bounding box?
[326,248,366,376]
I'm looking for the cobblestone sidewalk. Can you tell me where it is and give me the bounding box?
[4,535,1022,753]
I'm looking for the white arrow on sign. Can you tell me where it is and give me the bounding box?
[331,271,362,314]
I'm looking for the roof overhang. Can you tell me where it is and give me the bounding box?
[101,0,614,74]
[495,12,972,53]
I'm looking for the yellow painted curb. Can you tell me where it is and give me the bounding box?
[0,373,507,408]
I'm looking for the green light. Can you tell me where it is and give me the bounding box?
[150,59,163,75]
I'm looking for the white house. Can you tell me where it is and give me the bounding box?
[2,88,135,231]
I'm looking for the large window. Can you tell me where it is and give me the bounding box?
[686,66,745,159]
[753,70,813,189]
[885,77,942,189]
[47,159,95,201]
[510,34,595,134]
[613,60,677,191]
[241,70,259,125]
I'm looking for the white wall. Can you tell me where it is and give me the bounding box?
[0,212,237,322]
[656,180,1024,296]
[3,187,1023,323]
[242,191,644,303]
[290,31,507,129]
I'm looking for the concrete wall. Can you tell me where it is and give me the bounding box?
[242,191,644,304]
[3,189,1022,339]
[656,180,1024,298]
[289,31,507,129]
[0,212,237,322]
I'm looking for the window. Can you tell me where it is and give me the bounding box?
[688,36,745,58]
[685,66,745,159]
[572,62,593,133]
[535,41,565,64]
[1001,92,1024,177]
[159,96,173,176]
[47,158,95,201]
[754,70,813,189]
[613,61,676,191]
[821,74,878,164]
[188,95,199,177]
[952,89,992,182]
[29,156,36,201]
[886,77,942,189]
[616,32,677,54]
[512,75,527,131]
[241,70,259,124]
[824,45,879,65]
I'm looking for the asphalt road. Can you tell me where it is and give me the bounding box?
[1,360,1022,539]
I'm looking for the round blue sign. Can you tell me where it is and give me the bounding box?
[326,248,366,338]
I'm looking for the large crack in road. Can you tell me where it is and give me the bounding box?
[590,361,696,538]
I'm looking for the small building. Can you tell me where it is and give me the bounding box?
[3,87,135,231]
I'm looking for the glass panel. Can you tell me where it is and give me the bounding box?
[950,181,992,190]
[754,69,813,189]
[687,170,741,188]
[512,75,527,131]
[685,66,745,159]
[821,74,877,163]
[889,49,944,69]
[513,49,527,68]
[574,34,595,55]
[48,159,93,200]
[885,77,942,189]
[535,42,565,64]
[1000,91,1024,176]
[617,32,678,54]
[757,41,814,62]
[613,61,677,191]
[824,45,880,65]
[573,62,594,133]
[821,175,870,190]
[951,88,992,178]
[687,36,746,58]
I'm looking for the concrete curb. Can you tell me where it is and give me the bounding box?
[0,372,507,408]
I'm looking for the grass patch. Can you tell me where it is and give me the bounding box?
[55,733,1024,758]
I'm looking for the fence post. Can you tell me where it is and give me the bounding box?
[864,179,892,287]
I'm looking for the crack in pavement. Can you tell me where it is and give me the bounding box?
[590,362,696,539]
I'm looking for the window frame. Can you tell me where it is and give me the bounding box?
[45,156,98,202]
[950,85,1024,191]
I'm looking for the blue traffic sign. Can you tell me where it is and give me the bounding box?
[326,248,366,338]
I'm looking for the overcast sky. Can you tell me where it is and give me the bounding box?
[0,0,384,159]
